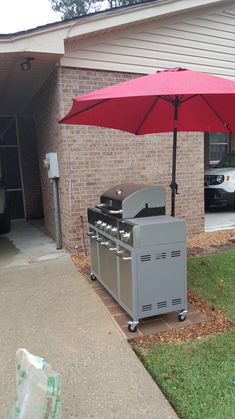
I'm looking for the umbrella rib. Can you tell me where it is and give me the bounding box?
[160,95,197,105]
[134,96,160,135]
[60,98,110,122]
[181,94,197,104]
[159,95,173,104]
[200,95,231,132]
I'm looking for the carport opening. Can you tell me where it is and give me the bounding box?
[0,116,44,226]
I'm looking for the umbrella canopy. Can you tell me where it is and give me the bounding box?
[60,67,235,215]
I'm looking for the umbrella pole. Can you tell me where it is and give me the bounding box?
[170,98,179,217]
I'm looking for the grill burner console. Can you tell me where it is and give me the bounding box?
[88,184,187,332]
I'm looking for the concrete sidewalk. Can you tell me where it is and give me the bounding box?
[0,220,64,269]
[0,254,178,419]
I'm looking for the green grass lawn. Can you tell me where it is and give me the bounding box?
[133,251,235,419]
[188,251,235,321]
[135,331,235,419]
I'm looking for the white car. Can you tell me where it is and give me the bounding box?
[204,153,235,209]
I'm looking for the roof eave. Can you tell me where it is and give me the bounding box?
[0,0,230,54]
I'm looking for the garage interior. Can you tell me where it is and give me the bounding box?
[0,44,61,246]
[0,116,43,221]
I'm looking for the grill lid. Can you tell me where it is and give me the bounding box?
[97,183,166,219]
[101,184,149,202]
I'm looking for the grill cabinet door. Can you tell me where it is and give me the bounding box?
[137,244,186,318]
[89,230,99,277]
[118,248,133,312]
[99,241,118,296]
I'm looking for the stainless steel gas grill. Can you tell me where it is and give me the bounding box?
[87,184,187,332]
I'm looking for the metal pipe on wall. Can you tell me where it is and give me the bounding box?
[52,177,62,250]
[43,153,62,250]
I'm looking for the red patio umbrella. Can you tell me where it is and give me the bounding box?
[60,67,235,216]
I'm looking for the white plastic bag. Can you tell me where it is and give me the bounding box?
[8,349,61,419]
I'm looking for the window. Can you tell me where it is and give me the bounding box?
[209,133,228,164]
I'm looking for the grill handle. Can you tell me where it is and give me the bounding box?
[105,245,117,251]
[100,240,110,246]
[101,240,117,250]
[87,232,98,239]
[116,250,132,261]
[95,204,123,215]
[108,246,117,251]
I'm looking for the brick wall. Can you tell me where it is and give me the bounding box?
[59,67,205,252]
[25,66,204,252]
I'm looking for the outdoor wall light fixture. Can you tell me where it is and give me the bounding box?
[20,57,35,72]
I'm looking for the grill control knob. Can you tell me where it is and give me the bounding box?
[105,224,112,232]
[96,220,102,227]
[111,227,117,235]
[101,222,107,230]
[123,232,131,242]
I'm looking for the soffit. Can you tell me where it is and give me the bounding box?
[0,52,59,115]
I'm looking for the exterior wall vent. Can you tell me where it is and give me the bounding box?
[171,250,181,258]
[172,298,182,306]
[142,304,152,312]
[156,252,167,260]
[140,254,151,262]
[157,301,167,308]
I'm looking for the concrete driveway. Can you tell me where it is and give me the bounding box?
[0,221,178,418]
[205,208,235,232]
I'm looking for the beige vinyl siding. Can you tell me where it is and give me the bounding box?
[62,2,235,79]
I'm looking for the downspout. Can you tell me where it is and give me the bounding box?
[52,177,62,249]
[43,152,62,249]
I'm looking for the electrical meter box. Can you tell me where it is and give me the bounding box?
[44,153,59,178]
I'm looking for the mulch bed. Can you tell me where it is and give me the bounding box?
[130,290,234,349]
[72,254,90,277]
[187,229,235,256]
[72,230,235,346]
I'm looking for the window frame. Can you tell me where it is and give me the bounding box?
[209,132,229,165]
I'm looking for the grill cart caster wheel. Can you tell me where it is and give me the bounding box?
[90,273,97,281]
[128,321,138,333]
[177,310,187,322]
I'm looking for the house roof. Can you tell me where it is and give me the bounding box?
[0,0,232,115]
[0,0,229,51]
[0,0,162,38]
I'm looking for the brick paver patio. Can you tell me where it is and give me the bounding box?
[87,277,208,339]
